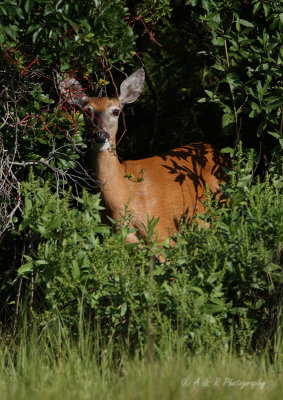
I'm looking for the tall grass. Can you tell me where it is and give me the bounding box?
[0,319,282,400]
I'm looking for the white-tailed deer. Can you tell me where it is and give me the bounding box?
[58,69,229,245]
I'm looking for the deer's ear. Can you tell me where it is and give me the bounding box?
[57,74,89,107]
[118,69,145,106]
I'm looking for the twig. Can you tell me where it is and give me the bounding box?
[224,38,240,148]
[280,105,283,134]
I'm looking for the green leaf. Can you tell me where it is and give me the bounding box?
[72,261,80,279]
[201,0,210,12]
[263,100,283,111]
[19,219,31,231]
[226,73,241,92]
[221,147,235,156]
[81,19,92,31]
[3,25,17,40]
[237,175,252,188]
[25,0,34,13]
[37,224,46,236]
[236,18,241,33]
[15,6,25,19]
[267,131,281,140]
[18,263,33,275]
[222,113,235,135]
[207,20,222,30]
[187,286,204,295]
[202,303,226,314]
[248,102,261,118]
[239,19,254,28]
[257,121,267,137]
[120,302,127,316]
[32,27,42,43]
[212,62,225,71]
[253,2,261,15]
[36,137,48,144]
[256,81,263,100]
[277,47,283,65]
[26,24,41,35]
[263,3,271,17]
[211,35,225,46]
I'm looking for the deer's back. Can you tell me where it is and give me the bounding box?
[121,143,229,240]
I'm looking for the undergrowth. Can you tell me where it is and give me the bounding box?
[1,147,282,360]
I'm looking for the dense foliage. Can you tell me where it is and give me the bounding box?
[3,150,281,356]
[0,0,282,358]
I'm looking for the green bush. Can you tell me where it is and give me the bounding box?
[188,0,283,146]
[12,148,282,356]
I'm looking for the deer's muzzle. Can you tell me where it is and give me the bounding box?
[94,130,110,143]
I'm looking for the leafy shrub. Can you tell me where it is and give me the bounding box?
[168,148,282,353]
[12,149,282,356]
[188,0,283,147]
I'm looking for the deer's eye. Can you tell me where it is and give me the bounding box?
[112,109,120,116]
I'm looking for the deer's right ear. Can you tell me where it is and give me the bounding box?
[118,69,145,106]
[57,74,88,107]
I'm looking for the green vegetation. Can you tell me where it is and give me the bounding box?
[0,1,282,398]
[0,325,282,400]
[7,150,281,357]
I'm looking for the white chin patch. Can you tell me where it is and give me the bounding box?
[94,140,110,152]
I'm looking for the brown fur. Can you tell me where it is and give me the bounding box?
[88,97,119,112]
[94,141,229,243]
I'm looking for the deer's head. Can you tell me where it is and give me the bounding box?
[58,70,145,151]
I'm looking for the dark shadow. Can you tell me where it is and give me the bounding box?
[160,143,229,195]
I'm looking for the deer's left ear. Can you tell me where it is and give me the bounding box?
[57,73,89,107]
[118,69,145,106]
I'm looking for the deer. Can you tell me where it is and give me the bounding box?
[58,69,229,251]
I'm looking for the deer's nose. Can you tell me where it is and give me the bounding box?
[94,130,110,143]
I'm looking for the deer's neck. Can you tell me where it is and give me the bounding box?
[93,149,130,217]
